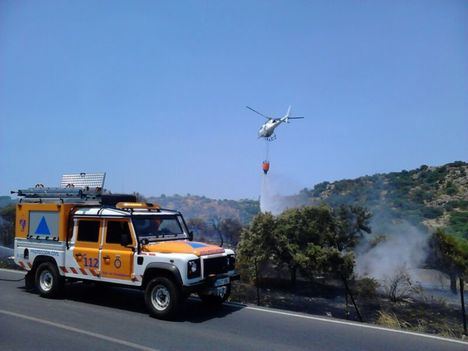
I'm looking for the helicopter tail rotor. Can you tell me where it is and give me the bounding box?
[284,106,304,123]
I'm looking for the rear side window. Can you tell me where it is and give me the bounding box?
[77,220,100,242]
[106,221,131,244]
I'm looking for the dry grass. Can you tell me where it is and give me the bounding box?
[376,311,410,329]
[375,309,460,338]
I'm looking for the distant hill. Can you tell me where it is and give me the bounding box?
[148,161,468,239]
[147,194,260,225]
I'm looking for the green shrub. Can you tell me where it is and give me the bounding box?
[421,207,443,219]
[447,212,468,239]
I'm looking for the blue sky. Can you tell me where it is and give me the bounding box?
[1,1,467,199]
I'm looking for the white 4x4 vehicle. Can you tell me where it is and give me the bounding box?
[14,180,238,319]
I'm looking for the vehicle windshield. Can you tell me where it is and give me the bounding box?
[132,215,187,241]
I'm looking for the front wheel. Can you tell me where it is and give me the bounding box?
[145,277,180,319]
[199,284,231,306]
[35,262,64,298]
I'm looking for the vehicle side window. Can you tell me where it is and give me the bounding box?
[106,221,131,244]
[77,220,100,242]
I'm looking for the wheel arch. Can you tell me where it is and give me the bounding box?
[32,255,60,274]
[142,263,183,289]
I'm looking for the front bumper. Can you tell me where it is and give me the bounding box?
[183,272,240,294]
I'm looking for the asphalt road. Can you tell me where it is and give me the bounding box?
[0,269,466,351]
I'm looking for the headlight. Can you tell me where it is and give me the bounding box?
[187,259,201,278]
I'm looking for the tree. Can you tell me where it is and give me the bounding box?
[428,228,468,293]
[237,205,372,285]
[219,218,243,248]
[331,205,372,251]
[274,206,335,285]
[428,229,468,333]
[0,205,16,247]
[209,216,224,247]
[186,217,208,241]
[237,212,276,281]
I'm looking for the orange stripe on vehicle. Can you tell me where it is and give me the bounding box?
[79,268,87,275]
[70,267,78,274]
[27,262,32,268]
[18,261,25,269]
[89,269,98,276]
[60,266,68,273]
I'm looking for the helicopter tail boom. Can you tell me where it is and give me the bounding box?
[282,106,304,123]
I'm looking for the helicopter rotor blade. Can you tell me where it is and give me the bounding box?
[246,106,270,119]
[287,117,305,119]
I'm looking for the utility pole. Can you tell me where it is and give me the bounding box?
[341,273,363,323]
[255,258,261,306]
[460,277,467,336]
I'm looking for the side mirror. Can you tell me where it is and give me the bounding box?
[188,231,194,241]
[120,233,132,247]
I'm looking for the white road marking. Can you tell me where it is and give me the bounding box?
[1,269,466,346]
[0,309,159,351]
[225,302,467,345]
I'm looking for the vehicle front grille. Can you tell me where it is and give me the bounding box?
[203,256,229,277]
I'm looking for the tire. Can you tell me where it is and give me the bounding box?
[145,277,180,319]
[25,271,35,291]
[35,262,64,298]
[199,284,231,306]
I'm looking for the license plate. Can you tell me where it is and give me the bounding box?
[214,277,230,287]
[216,286,227,297]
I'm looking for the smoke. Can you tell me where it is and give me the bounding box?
[355,219,429,282]
[260,174,302,215]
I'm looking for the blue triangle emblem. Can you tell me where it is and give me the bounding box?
[35,216,51,235]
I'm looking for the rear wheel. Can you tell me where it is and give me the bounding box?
[35,262,64,298]
[25,271,35,291]
[145,277,180,319]
[199,284,231,306]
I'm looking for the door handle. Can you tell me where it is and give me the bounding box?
[103,255,110,260]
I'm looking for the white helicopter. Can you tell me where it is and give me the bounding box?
[246,106,304,140]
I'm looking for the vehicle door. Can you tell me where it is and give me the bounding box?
[100,219,135,281]
[72,219,102,277]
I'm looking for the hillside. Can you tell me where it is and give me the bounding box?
[286,161,468,238]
